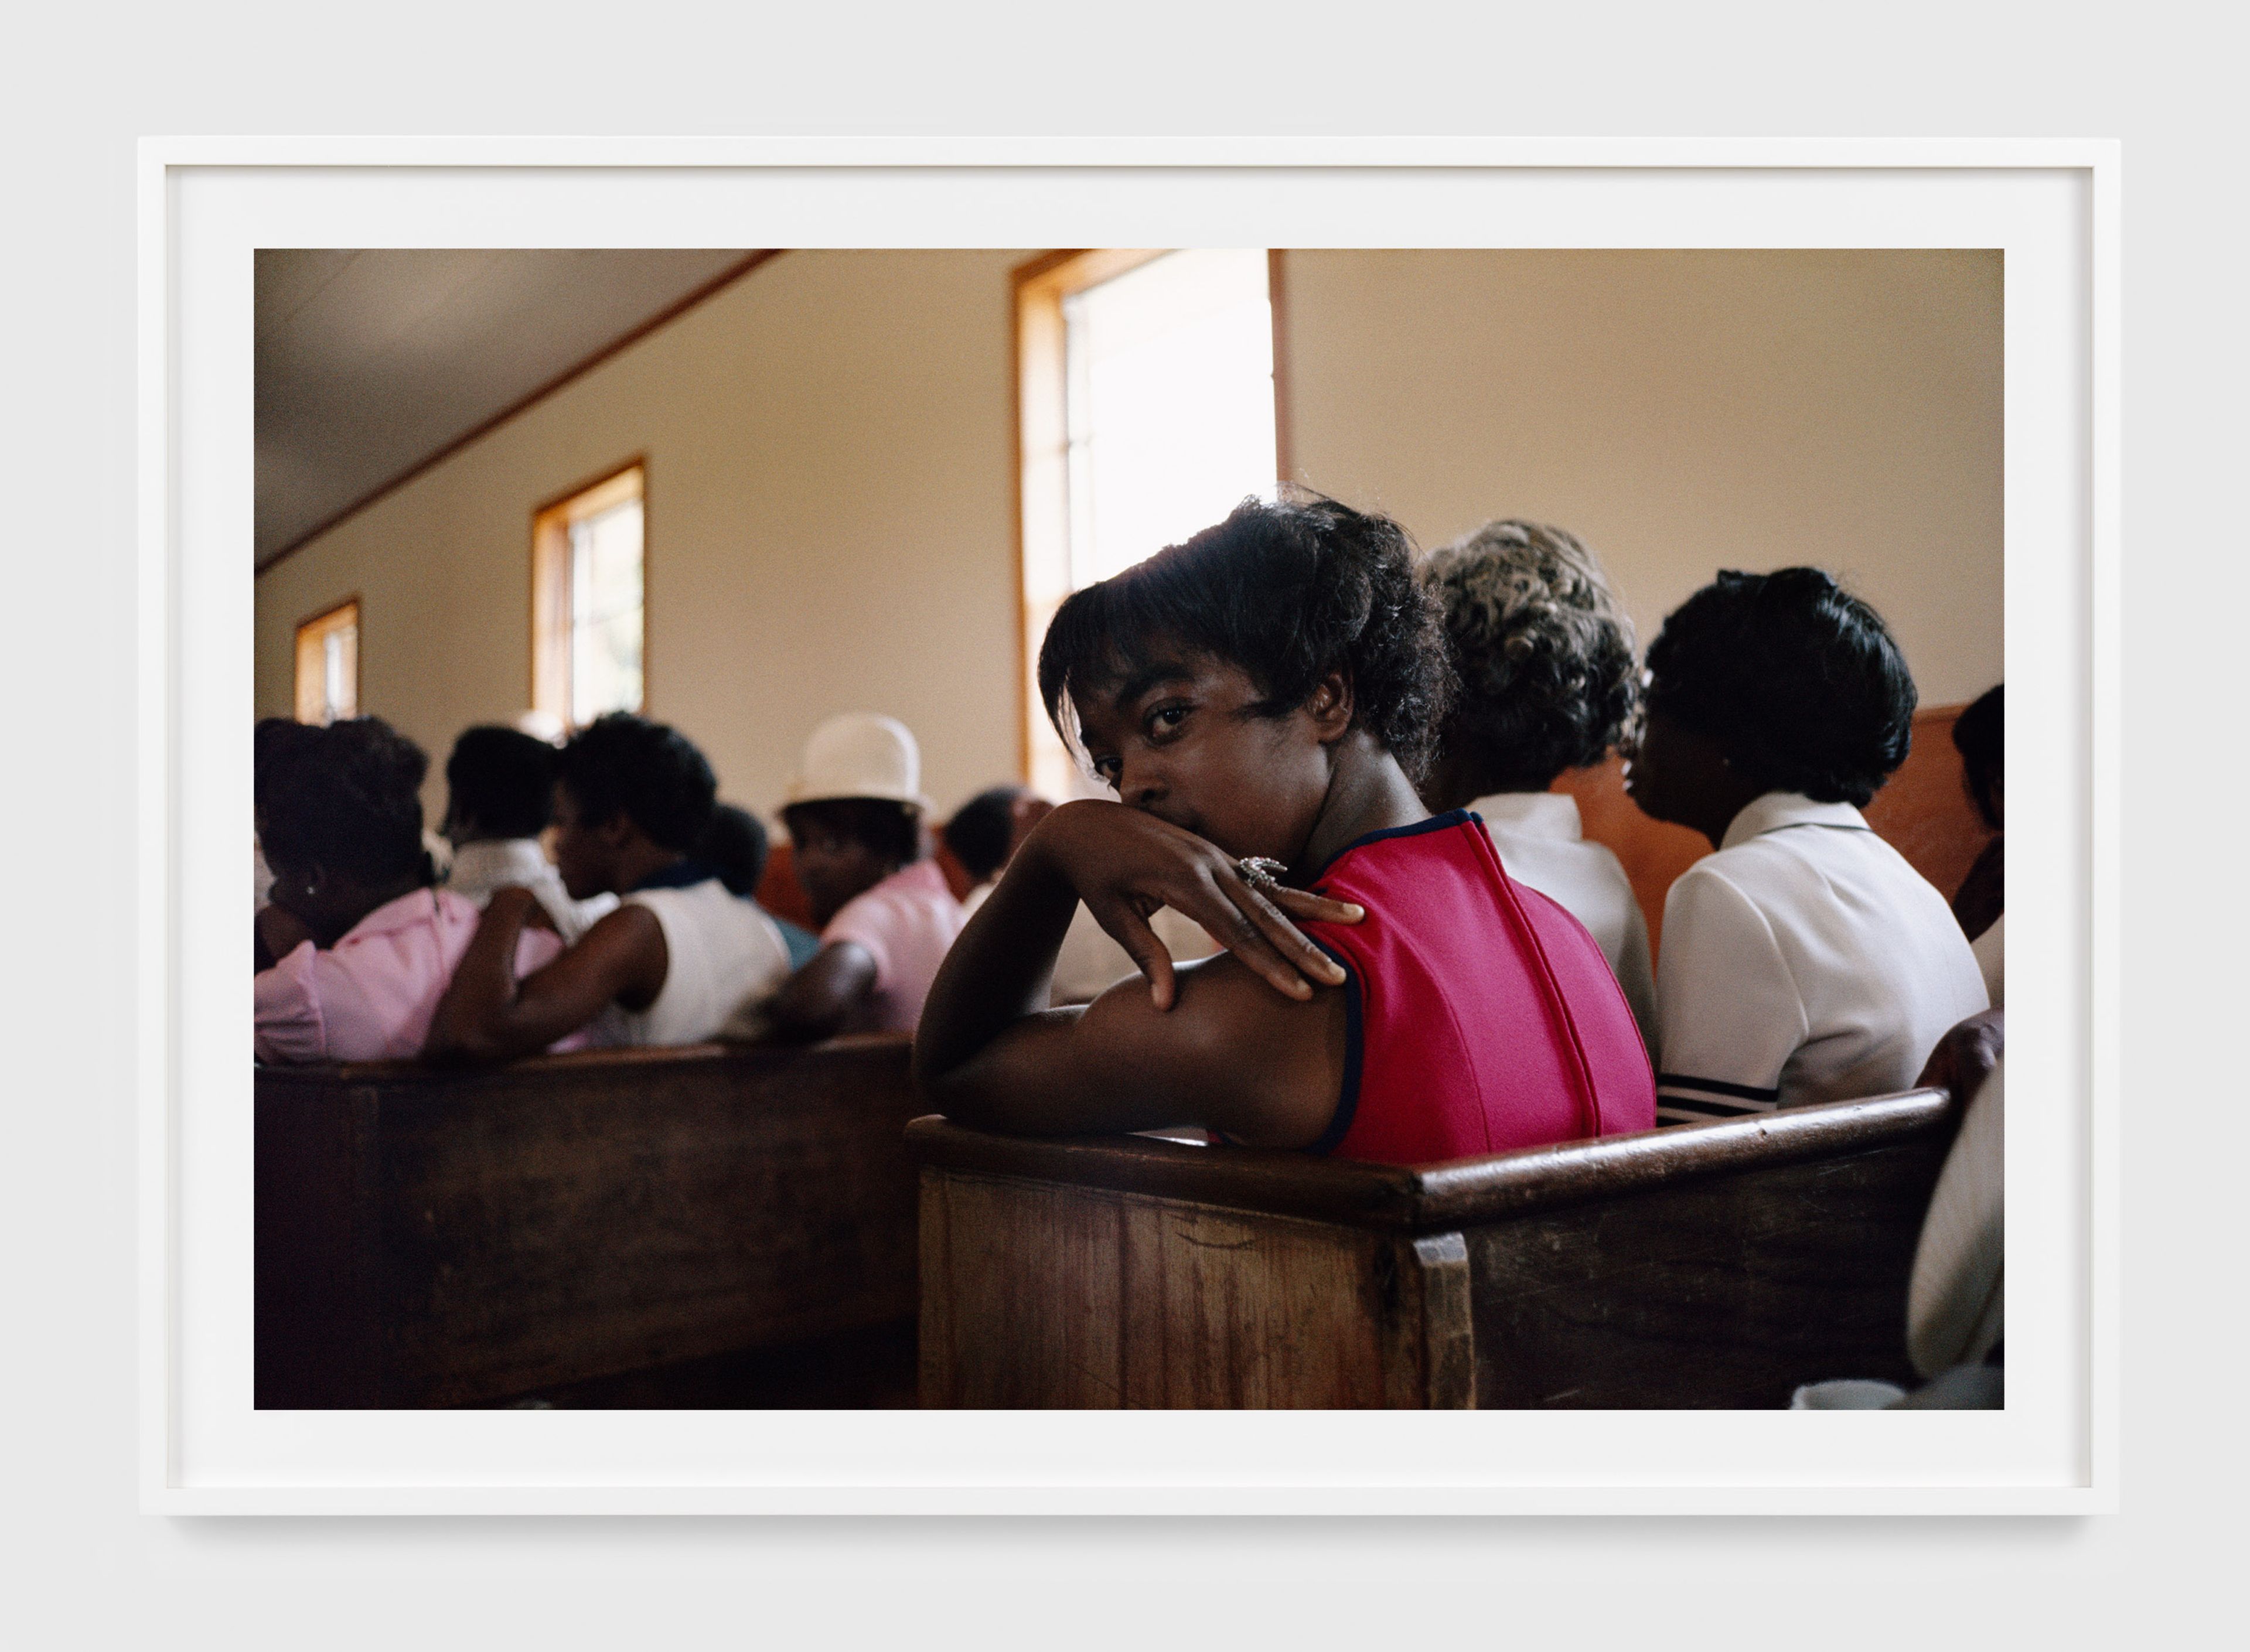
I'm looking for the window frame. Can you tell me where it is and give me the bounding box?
[1010,250,1291,791]
[291,596,362,725]
[529,458,649,732]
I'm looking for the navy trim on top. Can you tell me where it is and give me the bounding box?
[1656,1071,1782,1103]
[628,857,725,893]
[1307,808,1475,884]
[1304,937,1365,1157]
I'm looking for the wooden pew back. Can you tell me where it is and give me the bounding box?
[257,1036,921,1408]
[911,1089,1955,1408]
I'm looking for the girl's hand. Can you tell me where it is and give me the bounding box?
[1021,799,1363,1010]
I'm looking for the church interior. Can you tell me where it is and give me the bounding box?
[252,245,2004,1411]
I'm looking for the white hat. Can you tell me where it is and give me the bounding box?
[786,712,931,813]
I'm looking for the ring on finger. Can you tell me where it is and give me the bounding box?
[1236,856,1288,892]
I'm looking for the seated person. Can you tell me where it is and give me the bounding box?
[439,724,618,941]
[1950,683,2005,1006]
[255,717,565,1063]
[1418,518,1658,1050]
[700,801,822,967]
[424,713,793,1059]
[945,783,1216,1001]
[745,713,967,1041]
[913,493,1656,1163]
[1624,568,1989,1124]
[253,715,318,922]
[942,786,1041,910]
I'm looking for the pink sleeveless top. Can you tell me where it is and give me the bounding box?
[1300,811,1656,1165]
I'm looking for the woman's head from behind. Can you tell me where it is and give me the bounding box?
[1952,683,2003,832]
[255,716,433,944]
[551,713,719,899]
[1419,519,1639,807]
[1628,567,1915,835]
[1037,491,1453,865]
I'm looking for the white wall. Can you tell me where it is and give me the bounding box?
[257,247,2004,834]
[255,250,1029,822]
[1281,249,2003,704]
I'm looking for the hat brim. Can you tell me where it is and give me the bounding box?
[782,783,932,814]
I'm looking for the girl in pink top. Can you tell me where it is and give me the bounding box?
[254,718,562,1064]
[751,715,967,1040]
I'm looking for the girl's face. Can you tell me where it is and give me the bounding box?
[1071,650,1347,869]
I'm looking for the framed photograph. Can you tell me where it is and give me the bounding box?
[147,138,2115,1513]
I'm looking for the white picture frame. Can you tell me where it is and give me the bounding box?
[148,139,2118,1514]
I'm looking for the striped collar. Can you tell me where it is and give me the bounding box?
[1720,791,1872,851]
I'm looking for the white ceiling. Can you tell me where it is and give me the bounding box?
[254,249,756,569]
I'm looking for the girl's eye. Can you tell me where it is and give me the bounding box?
[1090,755,1122,784]
[1146,703,1192,738]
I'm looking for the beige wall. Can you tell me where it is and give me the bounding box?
[1280,249,2003,705]
[257,247,2003,830]
[255,250,1029,824]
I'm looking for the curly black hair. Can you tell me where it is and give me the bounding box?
[1643,567,1917,807]
[1951,683,2003,831]
[1037,491,1455,780]
[699,803,772,897]
[944,785,1027,883]
[444,725,559,841]
[1422,519,1639,791]
[256,716,432,885]
[555,712,718,853]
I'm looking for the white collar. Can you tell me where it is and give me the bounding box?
[447,837,555,878]
[1468,791,1584,841]
[1720,791,1871,851]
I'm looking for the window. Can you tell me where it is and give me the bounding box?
[532,462,646,730]
[1015,250,1281,798]
[292,598,360,725]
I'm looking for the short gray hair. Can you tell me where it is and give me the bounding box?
[1420,520,1639,790]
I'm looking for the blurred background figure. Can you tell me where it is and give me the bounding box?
[1949,683,2004,1008]
[441,724,618,943]
[751,713,966,1040]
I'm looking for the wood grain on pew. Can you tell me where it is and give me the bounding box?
[911,1089,1958,1409]
[255,1035,921,1408]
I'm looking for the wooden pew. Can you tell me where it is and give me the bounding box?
[912,1088,1957,1408]
[256,1035,921,1408]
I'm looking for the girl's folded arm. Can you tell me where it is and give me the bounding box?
[919,950,1348,1148]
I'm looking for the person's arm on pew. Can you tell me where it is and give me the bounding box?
[1914,1006,2004,1105]
[422,885,663,1063]
[913,800,1361,1146]
[749,940,882,1043]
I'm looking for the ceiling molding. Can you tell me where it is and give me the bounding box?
[255,249,784,577]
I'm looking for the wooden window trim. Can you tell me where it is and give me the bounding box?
[292,596,362,725]
[1010,249,1291,789]
[529,458,649,731]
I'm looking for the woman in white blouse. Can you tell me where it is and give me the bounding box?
[1419,520,1658,1050]
[1624,568,1988,1124]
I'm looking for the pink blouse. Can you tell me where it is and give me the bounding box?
[254,886,565,1064]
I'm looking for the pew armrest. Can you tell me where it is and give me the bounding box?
[906,1086,1956,1234]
